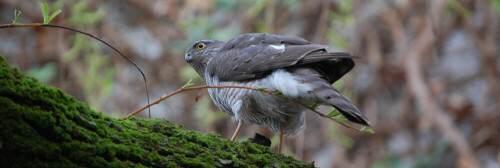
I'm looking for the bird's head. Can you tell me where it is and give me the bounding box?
[185,39,224,77]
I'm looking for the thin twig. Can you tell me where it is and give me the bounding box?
[0,23,151,117]
[123,85,275,119]
[123,84,362,132]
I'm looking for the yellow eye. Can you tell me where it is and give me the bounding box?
[196,43,206,50]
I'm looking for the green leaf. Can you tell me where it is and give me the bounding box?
[325,109,341,118]
[39,2,49,23]
[46,9,62,24]
[360,126,375,134]
[330,118,346,125]
[255,87,267,95]
[255,87,266,90]
[338,115,347,121]
[39,2,61,24]
[272,91,286,98]
[181,79,194,88]
[13,9,22,24]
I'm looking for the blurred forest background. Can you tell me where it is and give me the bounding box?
[1,0,499,167]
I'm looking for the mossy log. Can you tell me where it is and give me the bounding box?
[0,55,315,168]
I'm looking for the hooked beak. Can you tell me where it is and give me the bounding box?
[185,54,193,63]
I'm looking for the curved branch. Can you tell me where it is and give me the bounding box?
[0,23,151,117]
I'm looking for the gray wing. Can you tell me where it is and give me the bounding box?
[209,33,370,126]
[207,33,360,82]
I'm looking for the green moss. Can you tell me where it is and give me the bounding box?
[0,55,315,168]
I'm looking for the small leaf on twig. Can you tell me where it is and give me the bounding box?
[360,126,375,133]
[13,9,22,24]
[38,2,61,24]
[272,91,286,98]
[181,79,194,88]
[330,117,347,125]
[325,110,351,128]
[39,2,48,22]
[47,9,61,24]
[338,115,347,121]
[325,109,341,118]
[256,87,267,95]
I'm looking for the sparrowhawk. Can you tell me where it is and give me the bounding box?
[185,33,370,153]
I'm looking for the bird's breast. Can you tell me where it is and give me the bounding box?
[204,74,257,116]
[203,71,309,136]
[204,69,313,116]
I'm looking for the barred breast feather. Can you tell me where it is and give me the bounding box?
[204,70,308,136]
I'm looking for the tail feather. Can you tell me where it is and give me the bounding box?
[309,80,371,126]
[289,66,371,126]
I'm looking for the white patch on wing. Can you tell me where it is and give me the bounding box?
[261,69,312,98]
[269,44,285,52]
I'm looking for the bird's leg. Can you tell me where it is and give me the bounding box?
[278,124,284,154]
[231,121,243,141]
